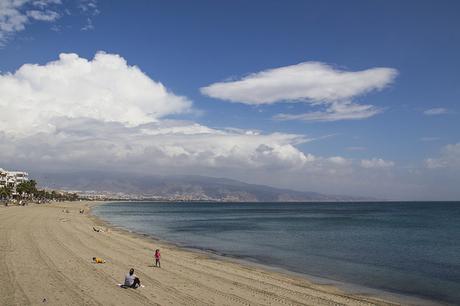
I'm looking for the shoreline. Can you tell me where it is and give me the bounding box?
[0,201,437,305]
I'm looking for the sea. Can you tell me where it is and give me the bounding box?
[92,201,460,304]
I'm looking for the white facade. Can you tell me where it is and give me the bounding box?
[0,168,29,191]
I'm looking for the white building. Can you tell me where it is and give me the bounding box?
[0,168,29,192]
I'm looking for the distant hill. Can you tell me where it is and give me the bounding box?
[34,172,373,202]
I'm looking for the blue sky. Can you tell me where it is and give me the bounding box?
[0,0,459,199]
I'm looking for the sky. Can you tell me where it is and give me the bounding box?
[0,0,459,200]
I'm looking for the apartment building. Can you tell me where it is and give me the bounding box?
[0,168,29,191]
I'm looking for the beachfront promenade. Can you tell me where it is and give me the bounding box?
[0,202,398,306]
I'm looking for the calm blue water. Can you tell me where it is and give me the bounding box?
[93,201,460,304]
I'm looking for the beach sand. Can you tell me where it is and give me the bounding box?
[0,201,402,306]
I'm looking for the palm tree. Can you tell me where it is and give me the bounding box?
[16,180,38,200]
[0,186,12,201]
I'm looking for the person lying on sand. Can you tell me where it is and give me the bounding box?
[122,268,141,289]
[93,227,101,232]
[92,257,106,264]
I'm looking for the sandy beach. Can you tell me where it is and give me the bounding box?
[0,201,404,306]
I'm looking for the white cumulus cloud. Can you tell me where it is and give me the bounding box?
[201,61,397,122]
[0,52,192,136]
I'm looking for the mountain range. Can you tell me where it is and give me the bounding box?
[34,172,373,202]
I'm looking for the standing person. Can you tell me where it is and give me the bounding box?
[123,268,141,288]
[155,249,161,268]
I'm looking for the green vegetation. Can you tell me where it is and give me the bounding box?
[16,179,37,197]
[0,186,12,200]
[34,189,79,202]
[1,179,79,204]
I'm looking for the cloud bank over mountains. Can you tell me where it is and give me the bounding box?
[201,62,398,122]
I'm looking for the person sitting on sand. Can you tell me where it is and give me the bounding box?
[154,249,161,268]
[123,268,141,289]
[92,257,105,264]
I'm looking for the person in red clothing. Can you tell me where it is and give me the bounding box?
[154,249,161,268]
